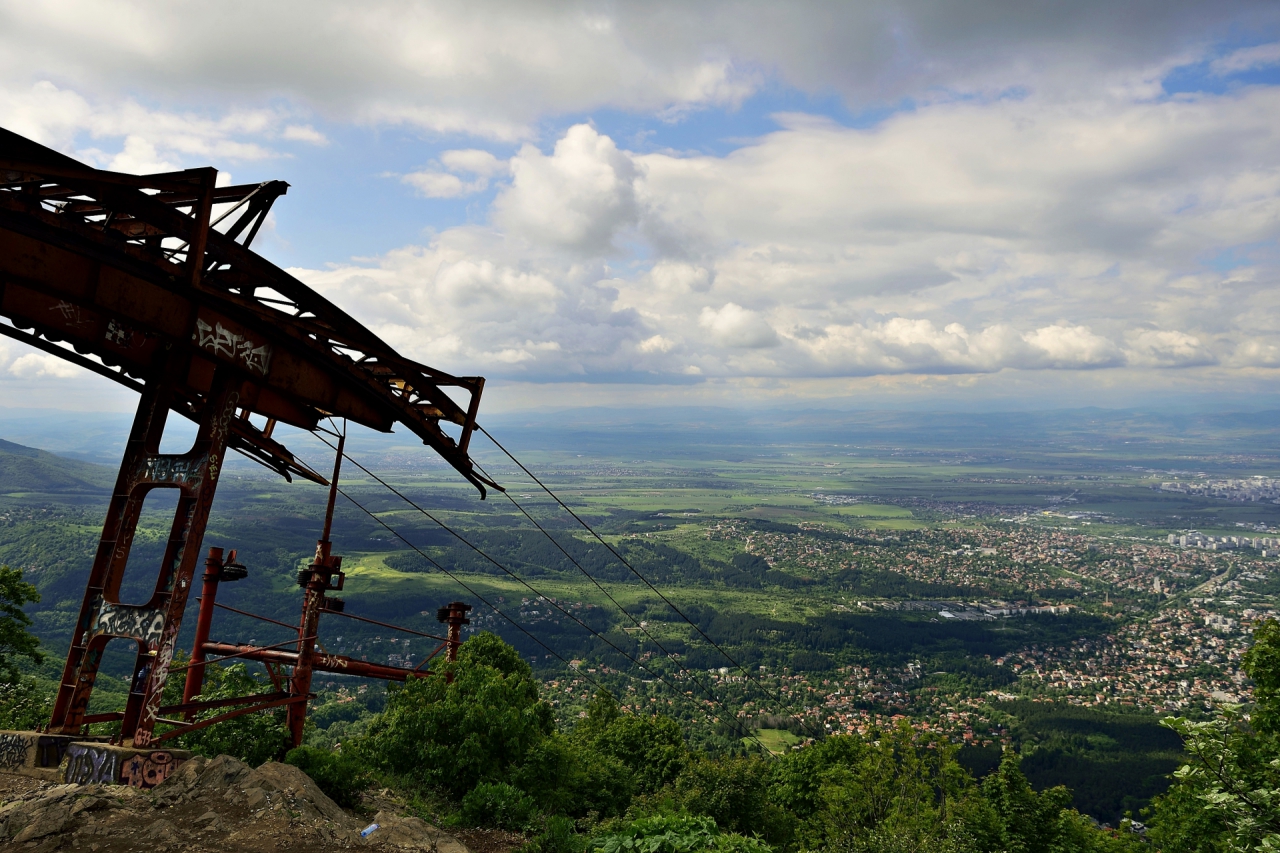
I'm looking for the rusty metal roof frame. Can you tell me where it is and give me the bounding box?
[0,127,498,496]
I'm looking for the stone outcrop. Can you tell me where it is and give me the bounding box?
[0,755,473,852]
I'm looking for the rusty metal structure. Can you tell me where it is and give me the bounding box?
[0,127,495,748]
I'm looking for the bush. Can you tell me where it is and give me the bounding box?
[588,814,772,853]
[512,734,633,818]
[170,661,291,766]
[676,756,791,846]
[284,745,371,810]
[460,781,536,831]
[590,713,688,795]
[0,679,53,730]
[525,815,586,853]
[358,632,553,798]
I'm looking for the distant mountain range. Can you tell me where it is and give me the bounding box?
[2,404,1279,471]
[0,438,114,494]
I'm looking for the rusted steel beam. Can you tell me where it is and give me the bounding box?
[48,370,244,745]
[200,642,429,682]
[1,124,490,751]
[0,127,499,496]
[158,691,291,716]
[148,694,309,745]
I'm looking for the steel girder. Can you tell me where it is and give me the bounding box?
[0,127,497,494]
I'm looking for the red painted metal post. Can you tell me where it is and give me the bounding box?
[182,547,225,716]
[438,601,472,682]
[287,432,346,749]
[441,602,472,662]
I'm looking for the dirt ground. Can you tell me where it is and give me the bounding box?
[0,756,524,852]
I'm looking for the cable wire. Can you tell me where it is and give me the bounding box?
[473,458,773,744]
[295,446,608,697]
[478,426,829,742]
[314,436,768,749]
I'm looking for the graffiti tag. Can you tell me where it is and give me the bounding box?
[92,602,165,646]
[193,318,272,375]
[141,455,205,489]
[50,300,93,329]
[119,751,179,789]
[36,736,70,769]
[0,733,30,770]
[64,744,119,785]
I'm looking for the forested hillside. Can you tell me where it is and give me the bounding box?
[0,438,113,495]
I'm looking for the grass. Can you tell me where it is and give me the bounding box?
[749,728,804,754]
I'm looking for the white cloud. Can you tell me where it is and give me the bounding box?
[795,320,1121,375]
[0,80,292,170]
[440,149,506,177]
[1,2,1273,140]
[1124,329,1216,367]
[4,3,1280,400]
[494,124,639,254]
[8,353,82,379]
[287,79,1280,385]
[699,303,779,349]
[638,334,677,353]
[401,149,509,198]
[1210,41,1280,76]
[282,124,328,145]
[402,170,487,199]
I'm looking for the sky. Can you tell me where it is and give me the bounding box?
[2,1,1280,415]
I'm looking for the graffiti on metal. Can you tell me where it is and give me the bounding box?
[64,744,119,785]
[119,751,179,788]
[92,602,165,646]
[51,300,94,329]
[104,319,145,348]
[193,318,272,375]
[141,455,205,489]
[0,733,30,770]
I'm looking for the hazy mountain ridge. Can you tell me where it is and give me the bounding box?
[0,438,115,494]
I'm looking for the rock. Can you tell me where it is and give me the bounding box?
[11,802,72,843]
[244,786,267,809]
[368,809,471,852]
[153,754,207,796]
[147,817,181,843]
[244,762,347,824]
[70,796,103,816]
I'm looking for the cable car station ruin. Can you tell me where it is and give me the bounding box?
[0,127,490,785]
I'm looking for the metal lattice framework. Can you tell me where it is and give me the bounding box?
[0,127,496,492]
[0,127,495,746]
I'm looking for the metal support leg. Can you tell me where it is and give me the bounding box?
[49,371,243,745]
[182,548,225,717]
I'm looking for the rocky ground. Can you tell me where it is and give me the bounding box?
[0,755,523,852]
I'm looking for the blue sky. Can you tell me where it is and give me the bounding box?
[2,1,1280,414]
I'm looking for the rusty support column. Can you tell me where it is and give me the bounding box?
[182,548,225,716]
[286,432,345,749]
[49,367,243,745]
[437,602,472,682]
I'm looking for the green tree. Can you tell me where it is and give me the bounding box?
[771,724,976,852]
[168,659,291,766]
[512,733,633,818]
[590,712,688,796]
[0,565,41,683]
[979,751,1072,853]
[1151,619,1280,853]
[676,755,791,845]
[357,631,553,798]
